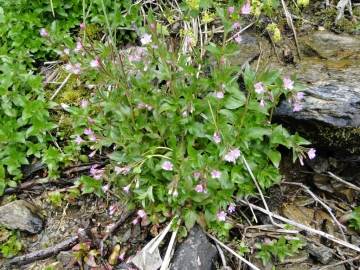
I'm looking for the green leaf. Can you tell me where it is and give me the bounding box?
[184,209,197,230]
[224,96,245,109]
[268,149,281,168]
[107,151,126,162]
[243,127,272,140]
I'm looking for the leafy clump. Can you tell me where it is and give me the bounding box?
[255,235,307,266]
[0,229,22,258]
[48,1,316,237]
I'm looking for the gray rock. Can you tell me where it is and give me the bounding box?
[170,225,218,270]
[270,31,360,153]
[306,156,329,174]
[0,200,45,234]
[305,242,333,264]
[312,175,335,193]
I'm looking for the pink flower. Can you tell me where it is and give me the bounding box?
[307,148,316,159]
[132,218,139,225]
[123,184,131,193]
[114,166,124,175]
[293,103,303,112]
[173,189,178,197]
[211,170,222,179]
[102,184,108,193]
[119,252,126,261]
[299,156,304,166]
[150,24,155,30]
[137,210,146,218]
[283,78,294,90]
[213,132,221,144]
[88,150,96,158]
[80,23,85,29]
[195,184,203,193]
[254,82,264,94]
[138,103,144,108]
[241,1,251,14]
[64,48,70,55]
[94,170,104,180]
[146,104,152,111]
[89,135,97,141]
[178,67,184,72]
[259,99,265,107]
[221,57,226,63]
[221,83,226,89]
[141,33,152,45]
[235,35,243,43]
[65,63,73,71]
[186,37,192,45]
[90,59,99,68]
[40,28,48,37]
[233,22,241,29]
[82,100,89,107]
[216,92,224,99]
[297,92,305,100]
[88,84,95,89]
[217,211,227,222]
[84,128,93,135]
[162,161,173,171]
[194,172,200,179]
[228,205,236,213]
[228,6,234,13]
[90,164,98,175]
[168,188,173,195]
[75,136,85,144]
[182,111,187,117]
[225,148,241,163]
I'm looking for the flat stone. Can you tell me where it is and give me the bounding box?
[334,188,357,204]
[276,263,311,270]
[305,242,333,264]
[170,225,218,270]
[312,175,334,193]
[0,200,45,234]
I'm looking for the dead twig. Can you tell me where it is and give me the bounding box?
[100,210,135,257]
[327,171,360,192]
[310,255,359,270]
[239,200,360,253]
[205,232,260,270]
[50,73,71,101]
[5,235,79,266]
[282,181,347,241]
[242,154,282,228]
[335,0,350,24]
[280,0,302,61]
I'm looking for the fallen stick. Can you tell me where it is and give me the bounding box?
[239,200,360,253]
[205,233,260,270]
[5,235,79,266]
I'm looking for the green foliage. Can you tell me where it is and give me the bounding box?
[339,206,360,231]
[54,2,314,236]
[0,229,22,258]
[255,235,306,266]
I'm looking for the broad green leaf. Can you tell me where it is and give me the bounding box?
[268,149,281,168]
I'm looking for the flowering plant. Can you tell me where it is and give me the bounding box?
[53,4,315,236]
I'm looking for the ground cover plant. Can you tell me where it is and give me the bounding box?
[46,0,315,238]
[11,0,360,267]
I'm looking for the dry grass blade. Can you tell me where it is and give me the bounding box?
[205,233,261,270]
[327,171,360,192]
[280,0,301,60]
[241,154,282,228]
[282,181,347,241]
[239,200,360,253]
